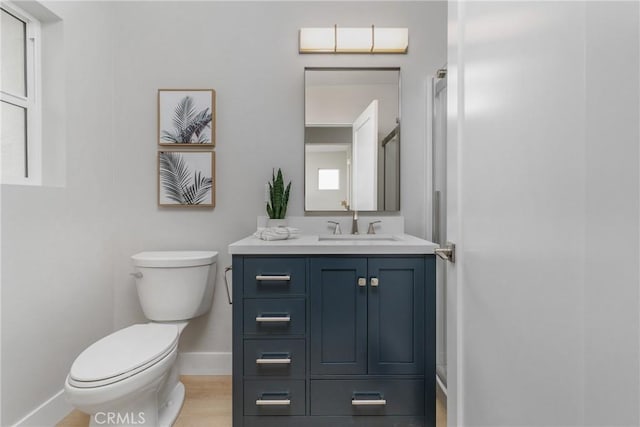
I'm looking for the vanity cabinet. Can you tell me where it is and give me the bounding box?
[232,254,435,427]
[310,257,425,376]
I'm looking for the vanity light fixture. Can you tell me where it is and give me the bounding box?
[299,25,408,54]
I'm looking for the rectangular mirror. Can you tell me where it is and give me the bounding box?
[304,68,401,212]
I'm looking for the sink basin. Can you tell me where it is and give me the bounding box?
[318,234,400,242]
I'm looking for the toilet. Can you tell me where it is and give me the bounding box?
[64,251,218,427]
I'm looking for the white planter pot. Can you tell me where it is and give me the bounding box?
[266,219,288,228]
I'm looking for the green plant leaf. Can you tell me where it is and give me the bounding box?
[273,170,283,219]
[282,181,291,218]
[267,182,275,218]
[266,168,291,219]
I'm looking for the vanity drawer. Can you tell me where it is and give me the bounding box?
[310,379,425,416]
[244,257,306,297]
[244,339,305,377]
[243,299,305,336]
[243,379,306,416]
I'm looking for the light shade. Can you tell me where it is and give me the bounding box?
[373,28,409,53]
[336,27,372,53]
[299,28,335,53]
[299,25,408,54]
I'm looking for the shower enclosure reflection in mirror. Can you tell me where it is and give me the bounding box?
[304,68,400,213]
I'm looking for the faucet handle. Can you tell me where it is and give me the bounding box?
[367,220,382,235]
[328,221,342,235]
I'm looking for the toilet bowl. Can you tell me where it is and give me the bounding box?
[64,251,217,427]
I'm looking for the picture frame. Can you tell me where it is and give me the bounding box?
[158,150,215,207]
[158,89,216,146]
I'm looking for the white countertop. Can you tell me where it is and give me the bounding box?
[228,234,438,255]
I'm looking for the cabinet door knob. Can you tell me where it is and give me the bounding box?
[370,277,379,287]
[357,277,367,287]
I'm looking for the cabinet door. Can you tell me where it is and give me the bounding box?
[368,257,425,375]
[310,257,367,375]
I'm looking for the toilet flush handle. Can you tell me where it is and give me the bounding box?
[130,272,143,279]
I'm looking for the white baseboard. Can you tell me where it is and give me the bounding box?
[12,389,72,427]
[178,351,232,375]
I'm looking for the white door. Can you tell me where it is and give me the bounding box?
[352,100,378,211]
[447,1,640,426]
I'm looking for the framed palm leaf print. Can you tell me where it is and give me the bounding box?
[158,89,215,146]
[158,151,215,207]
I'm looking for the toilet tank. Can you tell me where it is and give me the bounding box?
[131,251,218,321]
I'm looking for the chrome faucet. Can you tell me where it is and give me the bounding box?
[351,210,359,234]
[367,220,381,234]
[327,221,342,235]
[341,201,359,235]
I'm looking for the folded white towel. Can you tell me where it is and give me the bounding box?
[254,227,301,241]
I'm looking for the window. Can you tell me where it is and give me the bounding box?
[318,169,340,190]
[1,3,41,184]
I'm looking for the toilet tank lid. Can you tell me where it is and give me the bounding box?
[132,251,218,268]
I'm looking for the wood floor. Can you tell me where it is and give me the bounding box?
[58,375,446,427]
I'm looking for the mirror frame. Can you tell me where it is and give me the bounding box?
[303,66,402,214]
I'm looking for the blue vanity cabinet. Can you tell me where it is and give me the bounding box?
[367,257,426,375]
[233,256,309,427]
[232,254,436,427]
[309,257,368,375]
[309,256,425,375]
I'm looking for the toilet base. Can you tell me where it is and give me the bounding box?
[158,381,185,427]
[86,381,185,427]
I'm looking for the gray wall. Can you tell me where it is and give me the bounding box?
[1,2,115,425]
[110,0,447,360]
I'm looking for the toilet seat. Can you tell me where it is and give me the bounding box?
[68,323,179,389]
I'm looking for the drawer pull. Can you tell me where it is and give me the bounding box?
[256,358,291,365]
[256,315,291,323]
[352,399,387,406]
[256,399,291,406]
[256,275,291,281]
[352,392,386,406]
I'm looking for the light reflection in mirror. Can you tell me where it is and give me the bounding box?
[304,68,400,212]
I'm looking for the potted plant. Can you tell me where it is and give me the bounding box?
[266,168,291,227]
